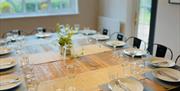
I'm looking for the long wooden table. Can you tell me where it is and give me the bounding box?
[1,33,178,91]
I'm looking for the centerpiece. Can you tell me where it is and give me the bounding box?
[56,24,75,56]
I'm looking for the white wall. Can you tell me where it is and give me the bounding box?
[155,0,180,60]
[99,0,127,22]
[99,0,138,38]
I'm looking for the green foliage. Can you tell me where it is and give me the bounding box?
[56,24,75,47]
[0,1,13,13]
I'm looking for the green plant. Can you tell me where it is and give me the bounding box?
[56,24,74,47]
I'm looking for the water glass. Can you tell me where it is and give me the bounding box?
[74,24,80,32]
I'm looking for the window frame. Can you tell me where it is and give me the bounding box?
[0,0,79,19]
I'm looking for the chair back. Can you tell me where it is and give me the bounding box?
[110,32,126,41]
[125,37,147,50]
[36,27,46,33]
[175,55,180,66]
[117,33,124,41]
[102,29,108,35]
[153,43,173,60]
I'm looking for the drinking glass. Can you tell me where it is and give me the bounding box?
[6,32,13,43]
[20,56,39,91]
[74,24,80,32]
[65,63,78,91]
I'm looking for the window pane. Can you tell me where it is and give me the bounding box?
[25,0,37,12]
[0,0,23,14]
[38,0,49,11]
[0,0,78,19]
[51,0,71,10]
[51,0,61,10]
[61,0,70,9]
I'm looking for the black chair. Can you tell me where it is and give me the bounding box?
[102,29,108,35]
[175,55,180,64]
[125,36,147,49]
[36,27,46,33]
[110,32,126,41]
[153,43,173,60]
[11,30,21,35]
[2,30,22,38]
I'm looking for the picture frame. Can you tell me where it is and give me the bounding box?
[169,0,180,4]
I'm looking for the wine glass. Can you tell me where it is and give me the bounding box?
[65,63,78,91]
[74,24,80,33]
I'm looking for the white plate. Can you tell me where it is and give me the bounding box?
[0,47,12,55]
[0,58,17,70]
[150,57,175,67]
[109,77,144,91]
[91,34,110,41]
[152,68,180,82]
[35,33,52,38]
[0,39,7,45]
[123,48,147,57]
[0,74,22,90]
[106,40,126,47]
[79,30,96,35]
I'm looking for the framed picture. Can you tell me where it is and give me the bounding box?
[169,0,180,4]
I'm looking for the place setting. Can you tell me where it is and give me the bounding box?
[0,74,23,91]
[0,39,7,45]
[122,48,148,58]
[143,57,180,90]
[0,58,17,71]
[105,40,126,48]
[0,47,12,56]
[148,57,176,68]
[35,32,52,38]
[79,28,97,35]
[91,34,110,41]
[100,77,144,91]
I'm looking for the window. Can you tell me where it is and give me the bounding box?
[0,0,79,19]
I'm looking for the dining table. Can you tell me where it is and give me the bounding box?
[0,32,179,91]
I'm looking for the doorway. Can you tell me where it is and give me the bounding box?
[136,0,152,43]
[135,0,158,54]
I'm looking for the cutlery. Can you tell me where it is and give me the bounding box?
[156,70,180,81]
[153,61,168,65]
[116,79,131,91]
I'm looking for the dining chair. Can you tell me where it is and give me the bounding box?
[11,30,21,35]
[125,36,147,49]
[175,55,180,65]
[36,27,46,33]
[152,43,173,60]
[2,30,22,38]
[110,32,126,41]
[102,28,108,35]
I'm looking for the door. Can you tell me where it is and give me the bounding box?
[135,0,152,44]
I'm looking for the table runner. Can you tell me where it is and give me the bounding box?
[28,51,63,65]
[73,44,112,56]
[37,64,151,91]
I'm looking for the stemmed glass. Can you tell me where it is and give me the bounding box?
[74,24,80,33]
[111,40,118,58]
[20,56,39,91]
[64,61,78,91]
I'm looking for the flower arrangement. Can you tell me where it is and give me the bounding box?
[56,24,75,48]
